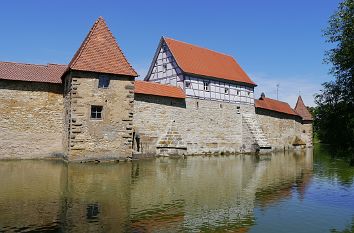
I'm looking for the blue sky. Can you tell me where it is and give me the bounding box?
[0,0,341,106]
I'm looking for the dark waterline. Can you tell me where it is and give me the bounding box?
[0,146,353,232]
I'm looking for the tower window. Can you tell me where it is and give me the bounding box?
[91,105,103,119]
[98,75,110,88]
[203,81,210,92]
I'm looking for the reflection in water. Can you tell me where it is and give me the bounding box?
[0,148,352,232]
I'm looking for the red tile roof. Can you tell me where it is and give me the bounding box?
[164,37,256,86]
[0,61,66,84]
[135,81,186,99]
[294,96,313,121]
[68,17,137,77]
[255,97,299,116]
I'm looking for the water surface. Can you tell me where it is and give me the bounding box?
[0,146,353,232]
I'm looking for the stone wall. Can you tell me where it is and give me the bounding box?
[255,108,306,151]
[64,71,134,161]
[134,95,256,155]
[0,80,64,159]
[300,123,313,147]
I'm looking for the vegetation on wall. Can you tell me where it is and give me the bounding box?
[315,0,354,155]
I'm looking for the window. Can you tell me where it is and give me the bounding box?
[185,80,191,88]
[236,90,240,95]
[98,75,110,88]
[225,87,229,94]
[247,92,250,96]
[162,63,167,72]
[86,203,100,220]
[203,81,210,92]
[91,105,103,119]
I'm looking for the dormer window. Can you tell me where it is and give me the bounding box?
[98,75,110,88]
[203,81,210,92]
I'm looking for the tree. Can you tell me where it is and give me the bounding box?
[315,0,354,153]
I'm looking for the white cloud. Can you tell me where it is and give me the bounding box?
[250,72,328,107]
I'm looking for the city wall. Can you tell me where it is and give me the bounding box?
[0,80,64,159]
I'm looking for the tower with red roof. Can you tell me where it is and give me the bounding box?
[62,17,138,161]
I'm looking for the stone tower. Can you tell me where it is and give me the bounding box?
[294,96,313,147]
[62,17,138,161]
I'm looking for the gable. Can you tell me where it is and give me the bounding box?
[145,39,183,86]
[163,37,256,86]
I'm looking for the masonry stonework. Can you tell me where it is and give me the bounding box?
[255,108,305,151]
[0,17,313,161]
[134,95,256,155]
[0,80,64,159]
[63,71,135,161]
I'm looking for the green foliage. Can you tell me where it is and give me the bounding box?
[315,0,354,154]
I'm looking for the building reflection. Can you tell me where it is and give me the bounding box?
[0,149,313,232]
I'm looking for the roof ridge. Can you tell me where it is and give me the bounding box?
[107,21,137,76]
[163,37,235,59]
[69,17,102,69]
[136,80,177,86]
[0,61,66,67]
[263,97,290,105]
[162,37,256,86]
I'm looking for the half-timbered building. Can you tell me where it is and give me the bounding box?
[145,37,256,105]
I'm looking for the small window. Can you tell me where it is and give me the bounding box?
[225,87,229,94]
[91,105,103,119]
[86,203,100,220]
[203,81,210,92]
[162,63,167,72]
[247,92,250,96]
[98,75,110,88]
[185,80,191,88]
[236,90,240,95]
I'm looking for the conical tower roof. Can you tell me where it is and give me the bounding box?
[68,17,137,77]
[294,96,313,121]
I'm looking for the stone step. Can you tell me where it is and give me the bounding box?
[242,113,271,148]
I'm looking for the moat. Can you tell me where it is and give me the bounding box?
[0,145,353,233]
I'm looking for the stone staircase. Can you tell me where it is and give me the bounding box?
[156,121,187,156]
[242,113,271,149]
